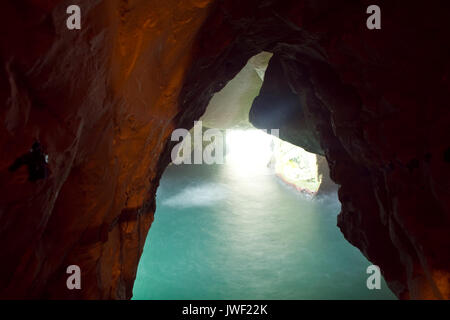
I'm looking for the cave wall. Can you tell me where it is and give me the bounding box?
[0,0,449,299]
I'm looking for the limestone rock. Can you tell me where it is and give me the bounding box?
[0,0,449,299]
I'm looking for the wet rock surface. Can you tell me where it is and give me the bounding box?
[0,0,449,299]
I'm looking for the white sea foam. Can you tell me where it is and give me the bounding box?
[162,183,228,208]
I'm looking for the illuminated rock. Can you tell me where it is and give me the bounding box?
[201,52,273,129]
[0,0,448,300]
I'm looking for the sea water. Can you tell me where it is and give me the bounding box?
[133,163,396,300]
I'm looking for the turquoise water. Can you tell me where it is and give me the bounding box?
[133,163,396,300]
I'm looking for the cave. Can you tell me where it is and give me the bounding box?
[132,52,393,299]
[0,0,449,300]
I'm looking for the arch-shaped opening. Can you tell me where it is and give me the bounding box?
[133,53,395,299]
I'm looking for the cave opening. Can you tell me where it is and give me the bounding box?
[132,53,396,300]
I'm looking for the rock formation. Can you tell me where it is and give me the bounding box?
[0,0,448,299]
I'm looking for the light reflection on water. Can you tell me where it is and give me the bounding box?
[133,163,396,300]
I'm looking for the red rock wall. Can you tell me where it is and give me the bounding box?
[0,0,215,299]
[0,0,449,299]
